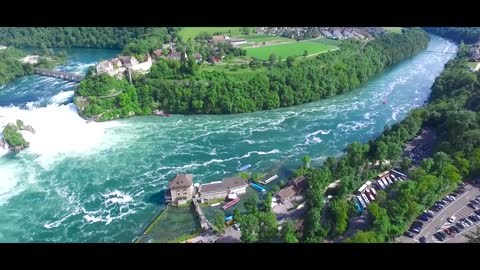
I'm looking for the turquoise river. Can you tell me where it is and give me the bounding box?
[0,36,456,242]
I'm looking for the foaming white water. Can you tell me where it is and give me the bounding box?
[155,149,281,174]
[305,129,330,139]
[102,190,133,207]
[0,103,123,167]
[0,161,21,206]
[49,91,74,104]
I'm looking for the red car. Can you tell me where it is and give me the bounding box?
[443,228,454,237]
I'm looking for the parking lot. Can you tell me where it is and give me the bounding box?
[397,183,480,243]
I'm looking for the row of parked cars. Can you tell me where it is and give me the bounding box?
[435,208,480,241]
[433,188,480,242]
[403,184,467,240]
[409,143,430,165]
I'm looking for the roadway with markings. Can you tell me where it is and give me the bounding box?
[397,183,480,243]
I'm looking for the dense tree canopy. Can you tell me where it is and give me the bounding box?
[423,27,480,44]
[76,28,430,121]
[0,47,33,85]
[0,27,153,49]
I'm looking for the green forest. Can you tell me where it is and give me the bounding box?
[0,27,154,49]
[75,28,430,121]
[296,44,480,243]
[423,27,480,44]
[0,47,33,85]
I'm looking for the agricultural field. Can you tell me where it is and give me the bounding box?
[246,41,336,60]
[383,27,403,34]
[179,27,251,40]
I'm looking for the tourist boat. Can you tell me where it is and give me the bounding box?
[260,174,278,185]
[250,183,266,193]
[210,203,220,207]
[237,164,251,172]
[222,197,240,210]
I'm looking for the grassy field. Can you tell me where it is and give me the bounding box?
[179,27,251,40]
[241,34,294,43]
[308,37,343,46]
[383,27,403,34]
[246,41,336,60]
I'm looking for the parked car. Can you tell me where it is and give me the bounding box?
[444,197,453,203]
[449,226,460,234]
[434,232,445,241]
[412,221,423,227]
[424,211,434,218]
[417,215,429,222]
[447,216,456,223]
[467,203,478,210]
[449,193,458,198]
[471,200,479,205]
[463,218,473,226]
[456,222,465,230]
[447,195,456,201]
[444,228,453,236]
[468,215,479,223]
[409,227,421,234]
[438,230,448,238]
[419,236,427,243]
[474,210,480,216]
[461,221,470,228]
[404,231,415,238]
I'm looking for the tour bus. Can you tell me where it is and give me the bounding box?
[357,195,367,209]
[377,179,386,190]
[365,190,375,201]
[381,178,389,187]
[357,183,369,195]
[361,193,371,204]
[391,169,407,178]
[354,200,363,213]
[386,176,393,185]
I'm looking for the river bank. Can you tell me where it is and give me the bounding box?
[0,36,456,242]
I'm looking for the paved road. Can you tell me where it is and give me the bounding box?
[397,183,480,243]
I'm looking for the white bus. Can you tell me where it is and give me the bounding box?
[377,180,386,189]
[357,183,369,194]
[391,169,407,178]
[357,196,367,209]
[361,193,371,204]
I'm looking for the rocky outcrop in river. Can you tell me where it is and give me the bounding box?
[1,120,32,152]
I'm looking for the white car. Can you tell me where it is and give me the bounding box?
[447,216,456,223]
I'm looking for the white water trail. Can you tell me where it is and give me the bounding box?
[0,103,123,167]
